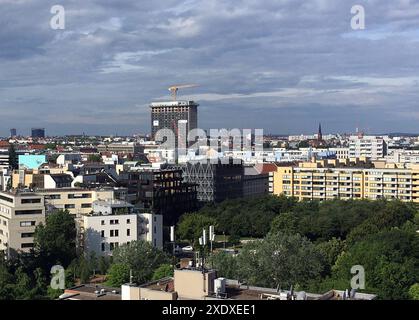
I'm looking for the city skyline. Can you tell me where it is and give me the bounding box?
[1,1,419,136]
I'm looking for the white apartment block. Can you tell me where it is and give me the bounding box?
[329,147,350,160]
[0,191,45,258]
[384,149,419,165]
[82,200,163,257]
[348,136,387,160]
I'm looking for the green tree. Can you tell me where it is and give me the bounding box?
[207,251,238,279]
[316,238,345,276]
[236,231,323,289]
[111,241,170,285]
[270,212,300,235]
[34,210,77,270]
[177,213,216,245]
[14,267,35,299]
[106,263,131,287]
[0,265,15,300]
[152,264,174,280]
[331,229,417,299]
[88,154,102,162]
[409,283,419,300]
[98,256,110,275]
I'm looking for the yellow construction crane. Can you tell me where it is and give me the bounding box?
[168,84,199,101]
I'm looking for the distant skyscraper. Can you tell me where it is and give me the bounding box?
[150,100,198,148]
[10,128,16,137]
[31,128,45,138]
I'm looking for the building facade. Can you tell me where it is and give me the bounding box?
[348,136,387,160]
[82,200,163,256]
[273,159,419,202]
[178,159,244,203]
[150,100,198,148]
[0,191,45,258]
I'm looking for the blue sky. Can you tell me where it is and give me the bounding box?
[1,0,419,136]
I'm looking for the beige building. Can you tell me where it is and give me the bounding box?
[273,158,419,202]
[37,188,115,217]
[0,191,45,258]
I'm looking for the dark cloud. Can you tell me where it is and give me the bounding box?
[0,0,419,136]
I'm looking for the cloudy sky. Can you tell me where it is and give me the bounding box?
[1,0,419,136]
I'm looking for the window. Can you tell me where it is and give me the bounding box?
[127,229,130,236]
[101,220,105,225]
[20,221,36,227]
[21,243,34,248]
[110,243,115,251]
[64,204,75,209]
[0,195,13,203]
[115,230,119,237]
[126,219,130,224]
[101,230,105,238]
[45,194,61,200]
[101,243,105,252]
[21,198,41,204]
[110,230,114,237]
[21,233,34,238]
[15,209,43,215]
[81,203,92,208]
[154,226,156,234]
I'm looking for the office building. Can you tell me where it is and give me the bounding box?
[150,100,198,148]
[178,159,244,203]
[10,128,17,138]
[82,200,163,256]
[118,168,197,225]
[0,191,45,258]
[31,128,45,138]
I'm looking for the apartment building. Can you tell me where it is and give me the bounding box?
[329,147,350,160]
[82,200,163,256]
[37,188,115,217]
[348,135,387,160]
[273,159,419,202]
[0,191,45,258]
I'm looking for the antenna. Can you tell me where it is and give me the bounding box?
[129,269,133,284]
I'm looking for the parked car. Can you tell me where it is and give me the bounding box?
[182,245,194,252]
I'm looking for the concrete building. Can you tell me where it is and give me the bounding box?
[348,136,387,160]
[272,158,419,202]
[0,191,45,258]
[82,200,163,256]
[150,100,198,148]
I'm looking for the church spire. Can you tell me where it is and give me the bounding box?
[318,123,322,141]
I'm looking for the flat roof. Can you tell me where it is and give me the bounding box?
[150,100,199,107]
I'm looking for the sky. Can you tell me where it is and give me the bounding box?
[1,0,419,136]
